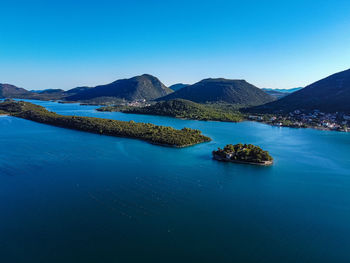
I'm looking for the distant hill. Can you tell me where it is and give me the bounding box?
[65,86,92,94]
[157,78,275,106]
[262,87,303,99]
[168,83,189,91]
[1,84,80,101]
[66,74,173,102]
[252,69,350,113]
[32,89,65,94]
[0,84,33,99]
[263,90,289,99]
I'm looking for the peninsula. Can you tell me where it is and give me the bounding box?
[212,143,273,166]
[0,100,211,147]
[97,99,243,122]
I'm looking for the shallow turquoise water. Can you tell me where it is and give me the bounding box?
[0,100,349,262]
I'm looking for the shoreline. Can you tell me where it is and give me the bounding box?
[4,99,348,133]
[213,154,273,166]
[97,108,348,133]
[259,121,349,133]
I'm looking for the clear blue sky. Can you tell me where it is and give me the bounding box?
[1,0,350,90]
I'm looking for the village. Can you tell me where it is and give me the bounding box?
[249,110,350,132]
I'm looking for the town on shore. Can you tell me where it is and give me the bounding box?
[248,110,349,132]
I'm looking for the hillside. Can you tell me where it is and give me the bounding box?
[157,78,274,106]
[66,74,173,102]
[252,69,350,113]
[0,84,34,99]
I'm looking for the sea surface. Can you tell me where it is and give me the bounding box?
[1,100,349,263]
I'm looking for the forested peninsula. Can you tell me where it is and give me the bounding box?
[0,100,211,147]
[97,99,244,122]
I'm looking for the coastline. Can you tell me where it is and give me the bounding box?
[5,99,348,133]
[97,108,348,133]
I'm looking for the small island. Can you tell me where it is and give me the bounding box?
[212,143,273,166]
[0,100,211,148]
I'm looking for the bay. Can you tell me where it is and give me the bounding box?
[0,100,349,262]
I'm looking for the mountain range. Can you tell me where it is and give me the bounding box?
[3,69,350,113]
[1,76,274,107]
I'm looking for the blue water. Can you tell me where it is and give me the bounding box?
[1,100,349,263]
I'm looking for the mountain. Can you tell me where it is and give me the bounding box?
[168,83,189,91]
[157,78,275,106]
[252,69,350,113]
[0,84,33,98]
[66,74,173,102]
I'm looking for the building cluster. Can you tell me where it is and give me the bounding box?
[249,110,349,132]
[125,99,150,107]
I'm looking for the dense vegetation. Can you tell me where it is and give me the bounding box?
[0,100,211,147]
[251,69,350,113]
[98,99,244,122]
[157,78,275,106]
[213,143,273,165]
[66,74,173,102]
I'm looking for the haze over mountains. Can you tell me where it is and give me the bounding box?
[262,88,302,99]
[253,69,350,113]
[263,88,303,93]
[158,78,275,106]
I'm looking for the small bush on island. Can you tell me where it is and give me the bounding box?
[213,143,273,165]
[0,100,211,147]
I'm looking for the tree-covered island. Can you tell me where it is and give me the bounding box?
[213,143,273,166]
[0,100,211,147]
